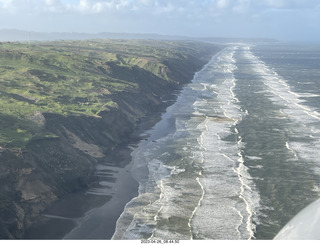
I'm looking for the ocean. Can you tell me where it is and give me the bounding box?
[111,43,320,240]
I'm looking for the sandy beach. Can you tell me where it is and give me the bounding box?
[25,95,178,240]
[63,148,139,239]
[25,146,139,239]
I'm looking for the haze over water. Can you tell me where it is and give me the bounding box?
[1,0,320,42]
[112,43,320,240]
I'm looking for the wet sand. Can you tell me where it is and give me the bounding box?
[25,92,180,240]
[25,146,137,240]
[25,193,111,239]
[63,151,139,239]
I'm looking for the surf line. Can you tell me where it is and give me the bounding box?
[188,116,209,239]
[285,141,298,160]
[247,49,320,122]
[148,179,165,240]
[234,128,256,239]
[223,46,257,239]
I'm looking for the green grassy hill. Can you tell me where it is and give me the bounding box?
[0,39,220,239]
[0,40,215,148]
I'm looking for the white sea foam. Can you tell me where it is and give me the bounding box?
[242,45,320,184]
[189,46,260,240]
[246,156,263,161]
[112,46,260,240]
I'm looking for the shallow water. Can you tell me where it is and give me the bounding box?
[112,44,320,240]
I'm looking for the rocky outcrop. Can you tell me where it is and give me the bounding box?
[0,43,221,239]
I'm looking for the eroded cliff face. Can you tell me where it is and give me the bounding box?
[0,41,221,239]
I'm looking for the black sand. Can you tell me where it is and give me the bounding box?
[25,93,180,240]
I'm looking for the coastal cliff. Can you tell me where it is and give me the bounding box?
[0,40,220,239]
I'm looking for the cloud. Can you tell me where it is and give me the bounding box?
[260,0,320,9]
[0,0,12,8]
[216,0,230,9]
[73,0,133,13]
[0,0,319,41]
[1,0,319,16]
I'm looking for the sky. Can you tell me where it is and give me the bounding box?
[0,0,320,42]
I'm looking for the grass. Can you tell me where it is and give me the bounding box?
[0,39,215,148]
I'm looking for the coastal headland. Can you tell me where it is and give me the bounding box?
[0,39,221,239]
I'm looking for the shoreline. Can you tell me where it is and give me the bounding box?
[25,146,137,239]
[25,91,181,240]
[63,148,139,239]
[0,40,220,239]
